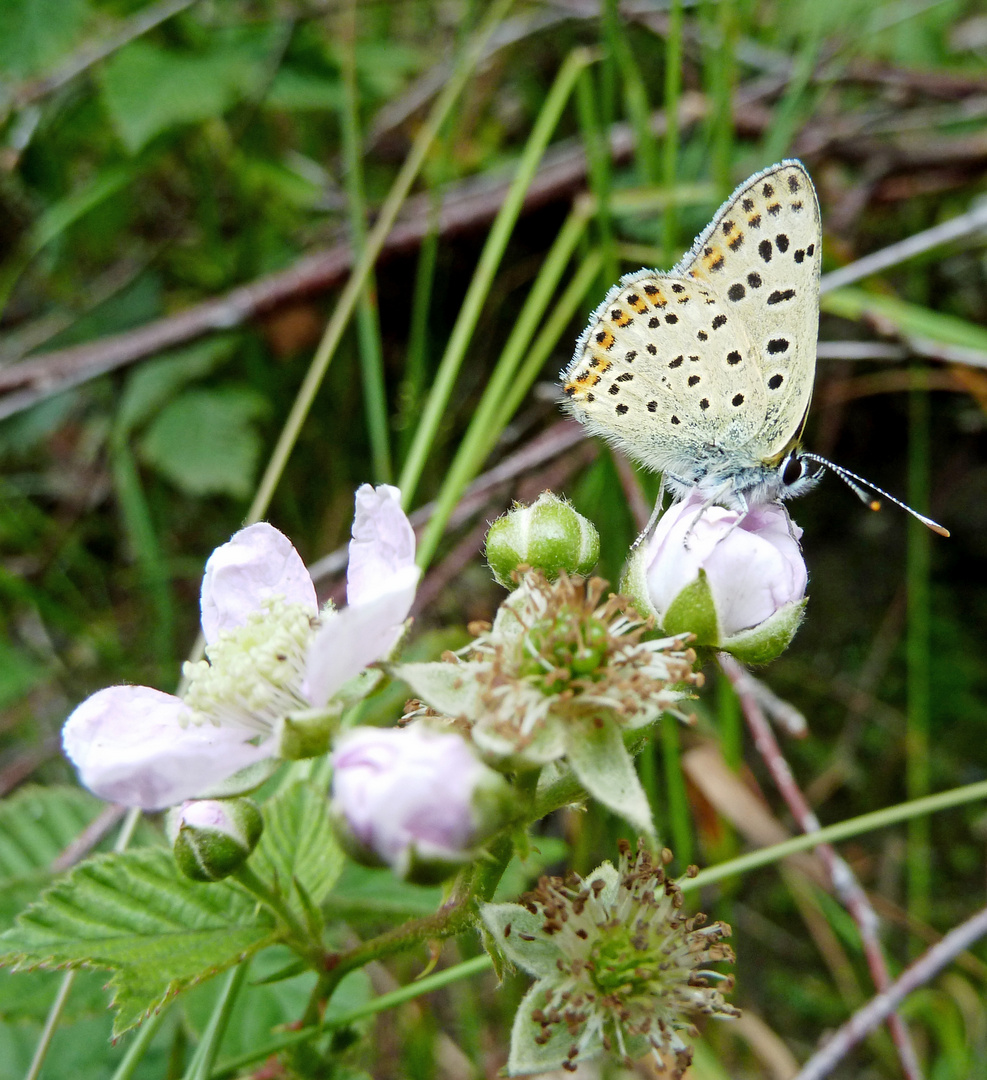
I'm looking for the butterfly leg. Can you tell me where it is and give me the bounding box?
[631,475,669,552]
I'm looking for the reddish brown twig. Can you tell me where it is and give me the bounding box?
[719,652,924,1080]
[0,88,733,417]
[794,904,987,1080]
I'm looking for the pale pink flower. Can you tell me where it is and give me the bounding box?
[330,724,510,881]
[636,493,807,650]
[62,485,419,811]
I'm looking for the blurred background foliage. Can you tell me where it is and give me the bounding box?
[2,0,987,1077]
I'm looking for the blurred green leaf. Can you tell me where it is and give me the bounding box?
[823,287,987,351]
[266,67,344,112]
[115,337,239,437]
[99,39,261,152]
[0,785,105,929]
[0,0,90,79]
[137,385,267,498]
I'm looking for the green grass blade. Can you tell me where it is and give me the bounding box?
[339,0,392,484]
[398,46,597,512]
[907,375,932,940]
[414,205,591,569]
[245,0,515,525]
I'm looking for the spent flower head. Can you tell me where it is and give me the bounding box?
[482,840,739,1076]
[397,570,700,836]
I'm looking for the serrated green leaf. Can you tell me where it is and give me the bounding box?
[137,386,267,498]
[251,780,344,915]
[563,716,654,838]
[0,786,106,929]
[0,847,279,1035]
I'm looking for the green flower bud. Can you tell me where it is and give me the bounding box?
[171,798,263,882]
[485,492,600,590]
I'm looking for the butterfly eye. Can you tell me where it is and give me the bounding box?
[782,455,803,486]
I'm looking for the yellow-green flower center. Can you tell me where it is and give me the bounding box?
[182,597,318,734]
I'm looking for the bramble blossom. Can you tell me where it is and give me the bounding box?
[62,485,419,810]
[623,493,807,664]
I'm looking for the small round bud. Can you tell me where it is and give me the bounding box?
[623,495,807,664]
[330,724,512,883]
[485,492,600,590]
[171,798,263,882]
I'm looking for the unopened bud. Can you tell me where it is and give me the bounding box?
[623,495,807,664]
[171,798,263,882]
[330,724,511,883]
[486,492,599,590]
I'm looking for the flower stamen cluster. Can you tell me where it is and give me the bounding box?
[181,597,322,735]
[469,571,700,752]
[504,840,738,1075]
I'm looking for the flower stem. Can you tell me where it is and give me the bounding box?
[232,864,323,967]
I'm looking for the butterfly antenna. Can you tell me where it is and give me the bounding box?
[801,453,950,537]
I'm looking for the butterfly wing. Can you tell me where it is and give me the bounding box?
[560,272,766,481]
[677,160,821,461]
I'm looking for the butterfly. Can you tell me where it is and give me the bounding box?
[560,160,948,536]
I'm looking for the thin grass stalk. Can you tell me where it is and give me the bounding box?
[109,439,174,669]
[761,21,822,163]
[662,0,684,251]
[110,1006,170,1080]
[397,46,596,512]
[575,67,618,289]
[907,373,932,937]
[400,192,443,461]
[339,0,392,484]
[709,0,737,195]
[244,0,515,526]
[182,961,251,1080]
[497,249,604,428]
[414,206,591,568]
[661,712,694,864]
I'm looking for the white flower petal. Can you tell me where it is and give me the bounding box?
[200,522,317,644]
[303,566,419,706]
[346,484,417,607]
[62,685,275,811]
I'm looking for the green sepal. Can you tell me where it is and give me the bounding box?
[619,536,659,618]
[276,705,340,760]
[507,981,577,1075]
[392,660,482,718]
[721,597,808,665]
[661,568,719,645]
[563,715,655,839]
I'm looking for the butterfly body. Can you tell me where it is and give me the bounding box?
[561,160,822,510]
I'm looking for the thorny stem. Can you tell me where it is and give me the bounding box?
[718,653,924,1080]
[316,834,516,1006]
[793,904,987,1080]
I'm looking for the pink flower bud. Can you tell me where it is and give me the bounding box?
[626,494,808,663]
[330,725,510,882]
[171,798,263,882]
